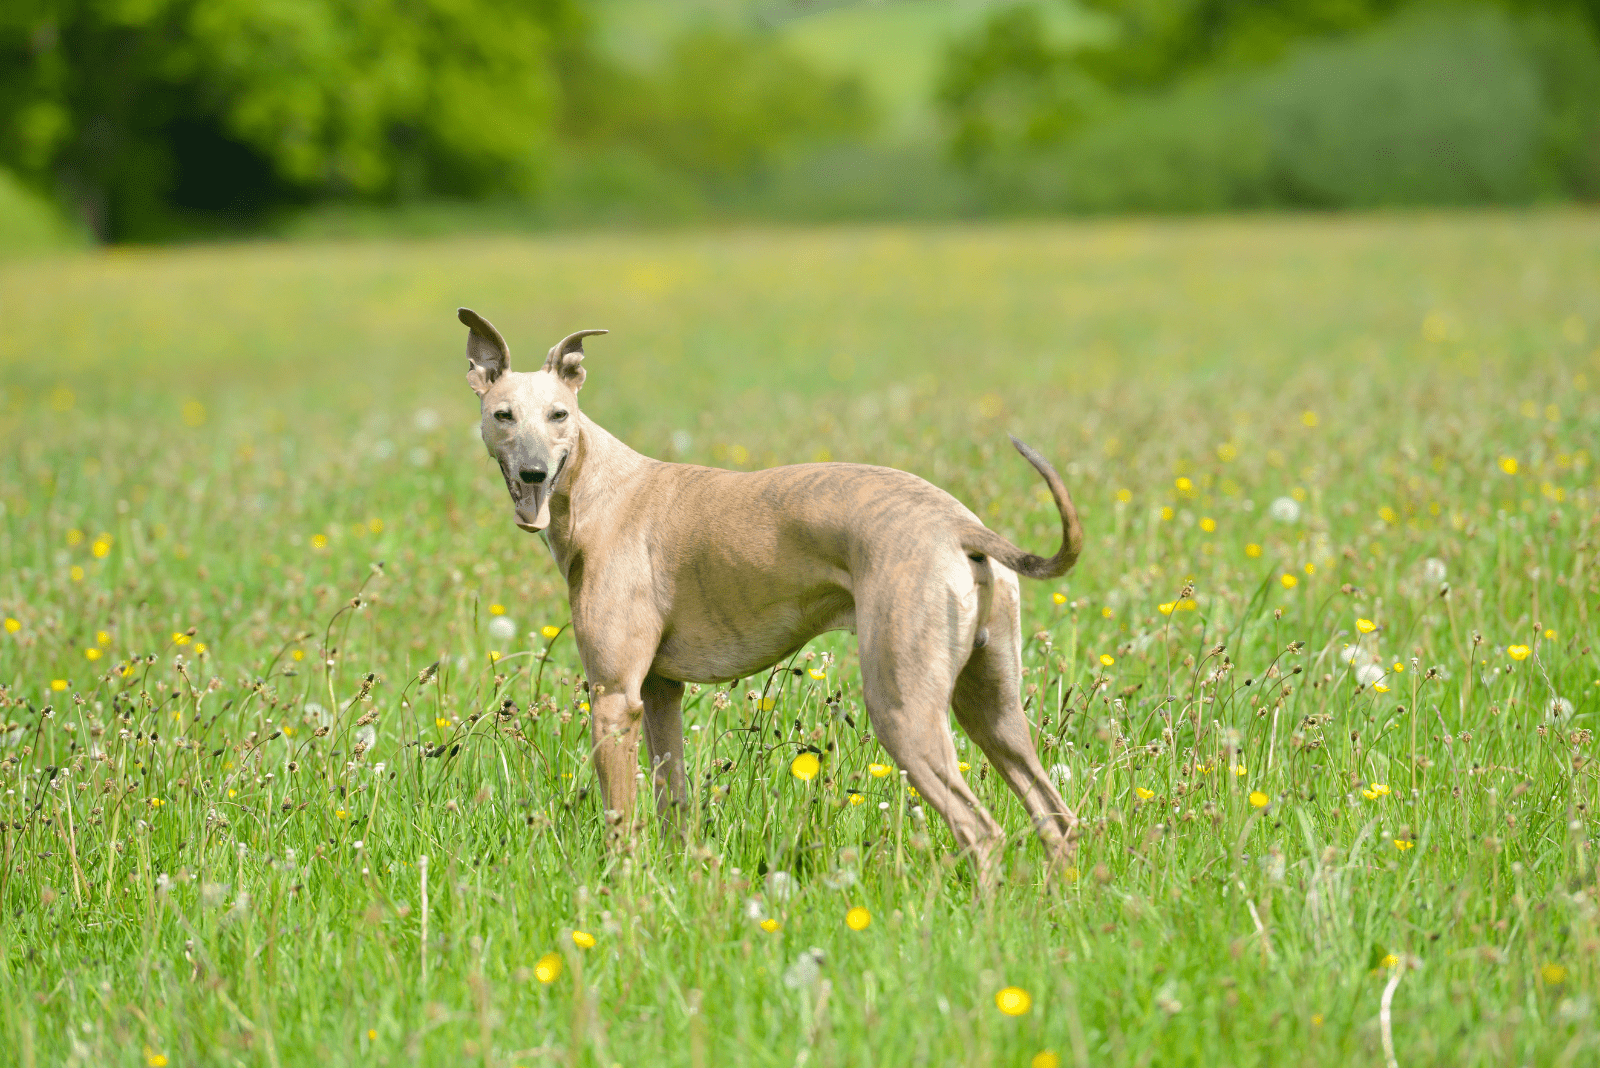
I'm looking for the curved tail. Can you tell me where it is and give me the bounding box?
[961,436,1084,580]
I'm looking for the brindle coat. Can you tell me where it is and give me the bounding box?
[457,308,1084,882]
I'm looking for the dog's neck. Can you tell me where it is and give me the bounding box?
[541,413,653,578]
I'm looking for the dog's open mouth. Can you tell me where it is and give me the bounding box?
[513,452,567,533]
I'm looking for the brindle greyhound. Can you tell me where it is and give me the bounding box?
[457,308,1083,882]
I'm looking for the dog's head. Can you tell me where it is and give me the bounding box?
[457,308,606,533]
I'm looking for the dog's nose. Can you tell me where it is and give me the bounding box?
[519,464,547,485]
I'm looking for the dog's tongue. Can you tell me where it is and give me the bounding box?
[516,488,551,533]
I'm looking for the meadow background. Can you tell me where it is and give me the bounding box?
[5,0,1600,1065]
[1,211,1598,1065]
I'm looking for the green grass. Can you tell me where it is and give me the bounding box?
[2,211,1598,1067]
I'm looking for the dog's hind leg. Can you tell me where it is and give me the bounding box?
[950,573,1079,873]
[856,590,1007,891]
[641,674,688,835]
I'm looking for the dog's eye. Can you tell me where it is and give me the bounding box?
[493,410,515,423]
[549,409,568,422]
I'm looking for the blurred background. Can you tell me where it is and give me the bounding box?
[4,0,1600,250]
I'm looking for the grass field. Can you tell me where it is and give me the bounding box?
[2,211,1598,1067]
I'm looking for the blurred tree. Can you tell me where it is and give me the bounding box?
[0,0,580,239]
[562,26,873,189]
[936,5,1102,166]
[1071,0,1410,90]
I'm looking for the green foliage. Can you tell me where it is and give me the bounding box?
[936,4,1104,166]
[0,163,82,254]
[565,25,874,189]
[1073,0,1410,90]
[944,6,1600,212]
[0,0,579,239]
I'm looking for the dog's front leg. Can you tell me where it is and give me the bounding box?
[641,675,688,835]
[589,682,646,840]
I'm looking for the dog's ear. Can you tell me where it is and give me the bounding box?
[544,329,607,392]
[458,308,510,396]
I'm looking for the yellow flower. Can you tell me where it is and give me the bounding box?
[958,761,970,773]
[1101,606,1113,618]
[1393,662,1405,672]
[1394,839,1413,851]
[1280,573,1298,589]
[869,763,891,778]
[995,986,1032,1016]
[366,1029,376,1041]
[96,629,110,645]
[1380,953,1399,969]
[489,603,506,615]
[1378,506,1398,524]
[580,701,590,713]
[845,907,871,931]
[69,565,84,582]
[1499,456,1518,475]
[541,624,561,640]
[1233,764,1247,777]
[571,930,596,949]
[535,952,562,983]
[487,651,500,662]
[1052,591,1067,605]
[310,533,328,549]
[335,809,348,820]
[1160,506,1175,521]
[1356,618,1376,634]
[51,679,68,692]
[1543,962,1568,985]
[848,793,865,806]
[1032,1052,1061,1068]
[1099,654,1115,667]
[194,642,207,655]
[67,529,84,547]
[119,663,135,678]
[791,752,820,781]
[145,1049,168,1067]
[172,632,191,646]
[1245,543,1262,558]
[1304,562,1316,575]
[1195,763,1213,774]
[368,517,384,534]
[1249,791,1269,808]
[759,918,781,933]
[228,788,237,798]
[291,649,304,661]
[1545,629,1557,640]
[1178,598,1197,611]
[1507,645,1531,661]
[436,717,451,729]
[1135,787,1154,800]
[3,618,18,633]
[1301,410,1318,427]
[808,667,826,680]
[1311,1014,1324,1027]
[282,726,296,737]
[1158,602,1176,615]
[1362,783,1391,801]
[1115,488,1132,503]
[759,696,775,711]
[1372,683,1390,693]
[1199,517,1216,533]
[85,648,101,661]
[92,538,111,559]
[1175,476,1193,492]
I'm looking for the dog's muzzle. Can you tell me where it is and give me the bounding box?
[511,452,566,532]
